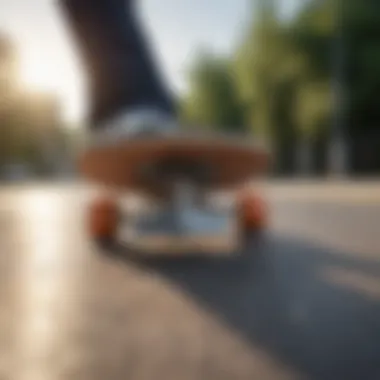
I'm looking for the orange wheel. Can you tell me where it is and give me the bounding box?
[237,191,268,233]
[88,197,119,243]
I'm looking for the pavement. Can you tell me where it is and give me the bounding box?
[1,182,380,380]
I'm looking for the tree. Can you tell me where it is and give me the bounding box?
[0,33,18,90]
[0,33,21,165]
[181,52,245,132]
[293,0,380,172]
[179,0,380,174]
[233,1,302,173]
[0,31,65,174]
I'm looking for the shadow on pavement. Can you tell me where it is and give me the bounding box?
[114,234,380,380]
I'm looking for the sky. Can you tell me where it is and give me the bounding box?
[0,0,302,123]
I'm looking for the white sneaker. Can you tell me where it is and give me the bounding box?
[89,108,178,148]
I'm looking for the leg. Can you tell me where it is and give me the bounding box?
[60,0,176,129]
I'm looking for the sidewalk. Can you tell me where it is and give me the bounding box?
[263,179,380,203]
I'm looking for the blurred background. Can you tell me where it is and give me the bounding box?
[0,0,379,179]
[1,3,380,379]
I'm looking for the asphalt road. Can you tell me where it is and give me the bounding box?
[2,183,380,380]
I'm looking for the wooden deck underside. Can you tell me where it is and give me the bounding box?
[80,138,270,196]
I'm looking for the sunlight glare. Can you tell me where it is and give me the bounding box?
[21,56,60,93]
[19,50,85,122]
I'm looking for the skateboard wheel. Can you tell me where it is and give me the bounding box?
[237,191,268,234]
[88,197,119,246]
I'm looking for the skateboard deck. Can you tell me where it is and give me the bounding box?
[79,136,269,197]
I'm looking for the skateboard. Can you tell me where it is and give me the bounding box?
[83,133,271,255]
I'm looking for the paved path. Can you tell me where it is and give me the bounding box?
[1,183,379,380]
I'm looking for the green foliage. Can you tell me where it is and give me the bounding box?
[182,0,380,147]
[181,52,246,132]
[178,0,380,173]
